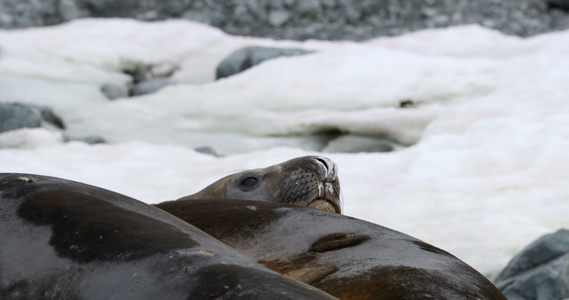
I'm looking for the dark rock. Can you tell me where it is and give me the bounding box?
[399,100,415,108]
[548,0,569,11]
[64,135,106,145]
[216,46,313,79]
[79,0,188,20]
[39,107,65,129]
[1,0,569,41]
[122,64,153,84]
[102,62,178,100]
[102,79,176,99]
[194,146,218,156]
[101,84,129,100]
[494,229,569,300]
[322,135,396,153]
[130,77,177,96]
[58,0,90,21]
[0,103,65,133]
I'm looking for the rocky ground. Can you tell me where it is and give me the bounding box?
[0,0,568,41]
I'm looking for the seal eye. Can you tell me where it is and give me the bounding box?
[240,176,259,189]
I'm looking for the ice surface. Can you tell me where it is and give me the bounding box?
[1,19,569,279]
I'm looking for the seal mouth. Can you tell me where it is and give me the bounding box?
[308,198,341,214]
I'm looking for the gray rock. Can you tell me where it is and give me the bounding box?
[0,1,569,41]
[39,106,65,129]
[268,10,291,27]
[79,0,189,20]
[297,0,322,15]
[323,135,396,153]
[549,0,569,10]
[216,46,313,79]
[194,146,218,156]
[130,77,177,96]
[0,103,41,132]
[58,0,89,21]
[0,103,64,133]
[101,84,129,100]
[79,136,106,144]
[64,135,106,145]
[122,64,153,84]
[495,229,569,300]
[181,10,224,26]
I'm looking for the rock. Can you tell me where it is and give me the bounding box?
[102,78,176,99]
[58,0,89,21]
[322,135,396,153]
[64,135,106,145]
[494,229,569,300]
[39,107,65,129]
[268,10,290,27]
[102,62,178,99]
[181,10,224,26]
[0,103,41,132]
[122,63,153,84]
[216,46,313,79]
[399,100,415,108]
[194,146,218,156]
[297,0,322,15]
[101,84,129,100]
[130,77,177,96]
[548,0,569,10]
[1,0,569,41]
[0,103,65,133]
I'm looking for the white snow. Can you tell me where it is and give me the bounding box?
[1,19,569,280]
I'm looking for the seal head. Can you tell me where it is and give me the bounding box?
[179,156,342,213]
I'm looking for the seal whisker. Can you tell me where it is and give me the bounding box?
[325,182,334,195]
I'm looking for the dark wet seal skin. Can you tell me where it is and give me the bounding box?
[18,191,199,263]
[172,156,342,214]
[156,199,508,300]
[0,174,337,300]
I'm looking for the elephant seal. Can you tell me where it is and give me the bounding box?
[0,173,336,300]
[178,155,342,214]
[156,199,508,300]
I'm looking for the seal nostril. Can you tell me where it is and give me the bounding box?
[314,157,329,172]
[314,156,337,180]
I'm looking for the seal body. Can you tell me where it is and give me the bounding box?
[0,174,335,300]
[178,155,342,213]
[156,199,508,300]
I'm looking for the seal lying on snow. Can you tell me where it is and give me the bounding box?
[0,174,335,300]
[156,199,508,300]
[179,155,342,214]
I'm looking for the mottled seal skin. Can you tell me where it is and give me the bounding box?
[176,156,342,214]
[0,174,336,300]
[156,199,508,300]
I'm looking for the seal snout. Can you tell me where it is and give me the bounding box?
[306,156,342,214]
